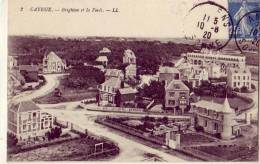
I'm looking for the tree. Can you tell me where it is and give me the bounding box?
[241,86,248,93]
[7,133,18,147]
[45,127,62,140]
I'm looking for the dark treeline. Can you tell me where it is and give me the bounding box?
[9,36,197,74]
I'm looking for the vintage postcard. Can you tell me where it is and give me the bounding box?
[4,0,259,162]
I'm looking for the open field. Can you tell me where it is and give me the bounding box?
[8,137,119,161]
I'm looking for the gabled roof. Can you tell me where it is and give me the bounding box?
[96,56,108,62]
[159,66,180,74]
[102,77,121,88]
[10,101,41,113]
[166,80,189,91]
[99,47,111,54]
[126,64,137,70]
[192,97,234,113]
[119,87,137,95]
[228,67,250,74]
[105,69,123,77]
[124,49,136,58]
[46,51,63,61]
[19,65,39,72]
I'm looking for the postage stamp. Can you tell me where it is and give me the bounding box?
[229,0,260,52]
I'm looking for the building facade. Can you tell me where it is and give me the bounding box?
[43,51,66,73]
[125,64,137,79]
[165,80,190,114]
[96,56,108,67]
[123,49,136,64]
[105,69,124,80]
[158,66,180,87]
[98,77,122,106]
[8,101,53,141]
[227,67,251,90]
[192,98,241,140]
[182,49,246,77]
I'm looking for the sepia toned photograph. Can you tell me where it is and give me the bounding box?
[6,0,259,162]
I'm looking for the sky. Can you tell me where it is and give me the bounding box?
[8,0,228,38]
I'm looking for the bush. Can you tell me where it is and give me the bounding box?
[7,133,18,147]
[45,127,62,140]
[251,84,256,90]
[240,86,248,93]
[215,133,221,139]
[195,126,204,132]
[233,87,240,92]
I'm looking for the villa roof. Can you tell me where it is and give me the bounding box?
[192,97,234,113]
[159,66,180,74]
[10,101,41,113]
[228,67,250,74]
[99,47,111,54]
[124,49,136,58]
[119,87,137,95]
[166,80,189,91]
[102,77,121,88]
[96,56,108,62]
[105,69,123,77]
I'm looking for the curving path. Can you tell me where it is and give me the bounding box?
[11,74,65,103]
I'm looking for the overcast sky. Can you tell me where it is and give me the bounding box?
[9,0,228,38]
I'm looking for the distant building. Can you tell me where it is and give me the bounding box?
[165,80,190,114]
[123,49,136,64]
[105,69,124,80]
[96,56,108,67]
[158,66,180,87]
[8,101,53,141]
[8,56,18,70]
[98,77,122,106]
[117,88,138,107]
[227,67,251,90]
[99,47,111,54]
[187,67,209,88]
[19,65,39,82]
[125,64,137,79]
[182,49,246,77]
[8,70,26,97]
[192,97,241,140]
[43,51,66,73]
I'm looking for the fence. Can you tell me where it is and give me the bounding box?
[95,117,165,145]
[91,106,145,113]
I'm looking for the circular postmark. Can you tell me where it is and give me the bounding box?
[234,10,260,53]
[183,1,234,50]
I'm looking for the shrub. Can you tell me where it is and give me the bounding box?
[233,87,240,92]
[240,86,248,93]
[7,133,18,147]
[195,125,204,132]
[251,84,256,90]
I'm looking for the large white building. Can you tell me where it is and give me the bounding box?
[43,51,66,74]
[227,67,251,90]
[8,101,53,141]
[125,64,137,79]
[182,49,246,77]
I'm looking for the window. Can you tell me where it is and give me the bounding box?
[168,100,175,105]
[233,82,236,87]
[23,124,26,130]
[238,76,240,80]
[243,76,245,80]
[179,99,186,105]
[214,123,218,130]
[204,120,207,127]
[238,82,240,86]
[169,92,175,97]
[33,112,36,118]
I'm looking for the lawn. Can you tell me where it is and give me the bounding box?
[8,137,119,161]
[180,133,215,146]
[200,96,250,109]
[34,77,98,104]
[194,144,258,161]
